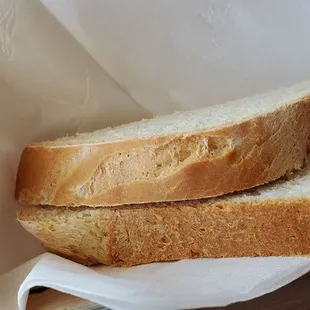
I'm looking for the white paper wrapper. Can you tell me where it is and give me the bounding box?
[1,0,310,309]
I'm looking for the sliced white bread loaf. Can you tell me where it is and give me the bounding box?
[18,160,310,267]
[15,81,310,207]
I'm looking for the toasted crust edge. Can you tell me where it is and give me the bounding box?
[17,197,310,267]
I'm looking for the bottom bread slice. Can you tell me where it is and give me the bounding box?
[18,166,310,267]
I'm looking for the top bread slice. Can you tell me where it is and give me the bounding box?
[15,81,310,207]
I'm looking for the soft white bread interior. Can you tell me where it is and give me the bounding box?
[28,81,310,145]
[18,159,310,267]
[15,81,310,207]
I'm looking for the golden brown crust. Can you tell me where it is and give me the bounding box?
[18,206,115,265]
[15,98,310,207]
[17,198,310,267]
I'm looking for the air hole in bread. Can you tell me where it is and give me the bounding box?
[161,236,170,244]
[190,250,200,258]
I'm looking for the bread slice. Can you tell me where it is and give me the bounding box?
[15,81,310,207]
[17,161,310,267]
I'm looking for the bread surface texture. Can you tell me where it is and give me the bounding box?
[17,164,310,267]
[15,81,310,207]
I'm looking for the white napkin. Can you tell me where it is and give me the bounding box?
[2,253,308,310]
[1,0,310,309]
